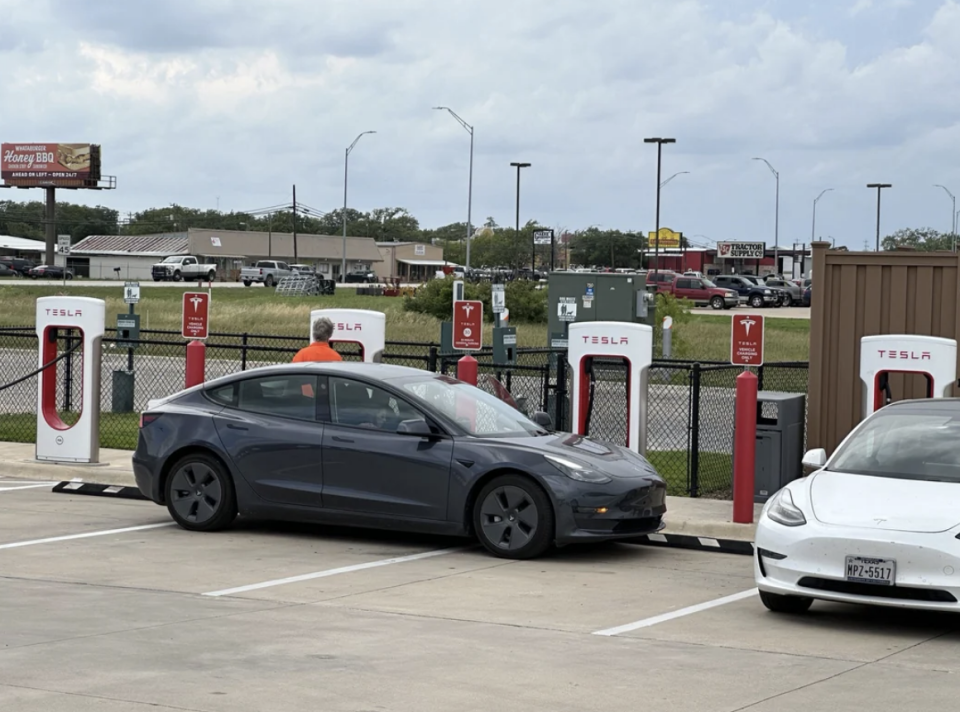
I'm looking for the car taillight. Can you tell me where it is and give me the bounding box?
[139,413,161,428]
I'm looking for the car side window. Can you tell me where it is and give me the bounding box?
[688,279,702,289]
[676,279,692,289]
[327,377,422,432]
[235,374,320,421]
[206,383,237,407]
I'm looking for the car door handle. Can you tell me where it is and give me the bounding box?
[331,436,354,443]
[226,424,248,431]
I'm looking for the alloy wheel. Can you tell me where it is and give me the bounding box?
[479,485,539,551]
[169,462,223,525]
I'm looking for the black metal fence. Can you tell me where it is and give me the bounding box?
[0,326,809,498]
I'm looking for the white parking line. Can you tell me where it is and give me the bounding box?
[203,547,466,597]
[0,522,175,550]
[592,588,759,636]
[0,483,56,492]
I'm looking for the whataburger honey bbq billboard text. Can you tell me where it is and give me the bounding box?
[1,143,101,186]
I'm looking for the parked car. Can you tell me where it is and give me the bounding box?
[0,263,18,278]
[27,264,73,280]
[801,285,812,307]
[644,270,679,290]
[240,260,294,287]
[133,363,668,560]
[0,256,35,276]
[290,264,315,274]
[658,275,739,309]
[742,276,785,307]
[755,398,960,614]
[764,277,803,307]
[152,255,217,282]
[713,275,776,308]
[342,269,378,284]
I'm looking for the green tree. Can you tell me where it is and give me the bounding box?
[569,227,644,268]
[881,227,956,252]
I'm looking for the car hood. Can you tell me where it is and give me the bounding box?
[487,432,663,480]
[809,470,960,533]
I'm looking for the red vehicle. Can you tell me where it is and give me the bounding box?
[658,274,739,310]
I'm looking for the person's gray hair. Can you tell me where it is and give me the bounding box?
[312,317,334,343]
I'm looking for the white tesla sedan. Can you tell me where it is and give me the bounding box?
[755,398,960,614]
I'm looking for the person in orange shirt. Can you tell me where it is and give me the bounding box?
[292,317,343,362]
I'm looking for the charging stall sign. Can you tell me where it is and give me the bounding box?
[491,284,505,313]
[731,314,764,366]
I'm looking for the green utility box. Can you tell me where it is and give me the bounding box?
[116,314,141,348]
[547,271,656,348]
[493,326,516,366]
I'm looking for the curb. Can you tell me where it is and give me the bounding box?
[628,532,755,555]
[51,481,147,500]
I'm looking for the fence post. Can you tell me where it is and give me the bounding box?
[756,363,765,390]
[689,363,701,497]
[241,333,249,371]
[555,355,567,430]
[733,370,759,524]
[427,346,438,372]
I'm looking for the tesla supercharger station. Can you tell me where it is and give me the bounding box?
[309,308,385,362]
[860,334,957,418]
[568,321,653,454]
[35,296,105,463]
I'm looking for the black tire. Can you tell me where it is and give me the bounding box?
[164,453,238,532]
[473,474,554,559]
[173,270,182,282]
[710,296,724,310]
[265,275,274,287]
[207,270,216,282]
[243,280,251,287]
[759,589,813,614]
[65,273,73,280]
[782,295,793,307]
[750,294,764,308]
[153,277,162,282]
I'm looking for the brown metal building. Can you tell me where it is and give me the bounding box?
[807,240,960,453]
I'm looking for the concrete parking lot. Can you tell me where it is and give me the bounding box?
[2,477,959,711]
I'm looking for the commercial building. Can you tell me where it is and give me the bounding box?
[374,241,451,282]
[69,228,383,281]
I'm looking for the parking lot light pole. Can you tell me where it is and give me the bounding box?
[934,184,956,240]
[342,131,376,281]
[644,138,676,272]
[434,107,474,269]
[867,183,892,251]
[752,157,779,272]
[811,188,833,243]
[510,161,531,271]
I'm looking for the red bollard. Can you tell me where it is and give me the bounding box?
[457,355,478,386]
[732,370,758,523]
[185,340,206,389]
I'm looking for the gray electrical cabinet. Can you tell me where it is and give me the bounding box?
[547,271,656,349]
[753,391,806,503]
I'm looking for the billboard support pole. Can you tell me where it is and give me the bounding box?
[44,187,56,266]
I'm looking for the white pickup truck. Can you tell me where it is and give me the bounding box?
[239,260,294,287]
[151,255,217,282]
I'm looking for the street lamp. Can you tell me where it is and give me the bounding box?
[811,188,833,242]
[866,183,892,251]
[644,137,676,271]
[342,131,375,281]
[660,171,689,188]
[934,185,956,245]
[509,162,532,272]
[752,157,780,271]
[434,107,474,269]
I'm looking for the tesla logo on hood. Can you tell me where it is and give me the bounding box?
[336,323,362,331]
[877,350,931,360]
[582,336,629,345]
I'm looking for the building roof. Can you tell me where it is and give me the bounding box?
[0,235,49,253]
[72,233,189,257]
[187,228,383,262]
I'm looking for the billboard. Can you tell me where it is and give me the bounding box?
[647,227,682,249]
[1,143,101,187]
[716,241,765,259]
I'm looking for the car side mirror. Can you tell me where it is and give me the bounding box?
[532,411,554,430]
[397,418,433,437]
[801,448,827,474]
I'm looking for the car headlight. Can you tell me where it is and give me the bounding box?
[544,454,612,483]
[764,289,772,295]
[765,488,806,527]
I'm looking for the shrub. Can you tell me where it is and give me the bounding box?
[653,292,694,358]
[403,276,547,324]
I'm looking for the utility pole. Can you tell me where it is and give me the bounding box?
[934,184,956,247]
[867,183,892,251]
[434,107,474,270]
[292,184,298,263]
[752,157,779,273]
[510,161,531,274]
[644,138,676,272]
[342,131,376,281]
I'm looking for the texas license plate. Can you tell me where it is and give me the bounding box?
[845,556,896,586]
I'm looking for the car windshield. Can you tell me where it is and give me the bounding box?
[398,375,544,438]
[828,410,960,481]
[701,278,717,288]
[161,256,182,263]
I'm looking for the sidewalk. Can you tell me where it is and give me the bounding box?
[0,441,761,545]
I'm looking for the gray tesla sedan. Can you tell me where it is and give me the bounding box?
[133,362,667,559]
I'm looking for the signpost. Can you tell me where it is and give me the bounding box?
[453,299,483,351]
[731,313,765,366]
[717,242,766,260]
[123,281,140,305]
[182,291,211,340]
[491,283,505,328]
[57,234,70,285]
[533,229,556,271]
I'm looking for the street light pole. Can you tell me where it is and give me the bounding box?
[811,188,833,243]
[644,138,676,272]
[867,183,892,251]
[434,107,474,269]
[510,162,531,272]
[752,157,779,273]
[934,184,956,243]
[342,131,375,281]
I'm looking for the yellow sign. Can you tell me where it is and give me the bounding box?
[647,227,682,249]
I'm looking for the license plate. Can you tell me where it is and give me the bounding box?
[845,556,896,586]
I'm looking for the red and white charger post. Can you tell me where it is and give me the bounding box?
[731,314,764,524]
[309,308,386,362]
[859,334,957,417]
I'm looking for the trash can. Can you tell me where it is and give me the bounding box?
[112,370,135,413]
[753,391,806,503]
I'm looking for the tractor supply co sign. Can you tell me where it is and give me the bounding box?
[731,314,764,366]
[716,242,765,260]
[1,143,101,186]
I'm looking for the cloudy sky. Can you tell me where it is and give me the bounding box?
[2,0,959,249]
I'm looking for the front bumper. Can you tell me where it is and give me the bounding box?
[555,479,667,545]
[755,517,960,611]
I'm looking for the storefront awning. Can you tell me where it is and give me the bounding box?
[397,259,452,266]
